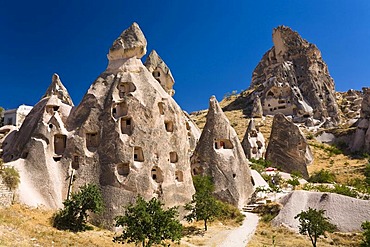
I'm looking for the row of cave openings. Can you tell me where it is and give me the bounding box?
[112,81,177,135]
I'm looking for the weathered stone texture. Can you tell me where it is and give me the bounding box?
[191,96,254,208]
[250,26,339,126]
[144,50,175,96]
[241,119,266,160]
[265,113,313,179]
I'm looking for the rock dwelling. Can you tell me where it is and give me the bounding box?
[1,23,254,226]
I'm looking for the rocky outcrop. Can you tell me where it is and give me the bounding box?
[61,23,195,227]
[144,50,175,96]
[1,74,72,208]
[337,89,363,124]
[241,119,266,160]
[250,26,339,126]
[272,190,370,232]
[350,87,370,153]
[190,96,254,208]
[265,113,313,179]
[251,95,263,118]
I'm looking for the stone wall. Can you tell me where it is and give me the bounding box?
[0,177,13,207]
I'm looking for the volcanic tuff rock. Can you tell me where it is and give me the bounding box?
[144,50,175,96]
[337,89,363,123]
[251,95,263,118]
[250,26,339,126]
[350,87,370,153]
[61,23,195,226]
[265,113,312,179]
[1,74,72,208]
[241,119,266,160]
[272,190,370,232]
[190,96,254,208]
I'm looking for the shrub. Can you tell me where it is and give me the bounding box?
[52,183,104,232]
[361,221,370,247]
[308,169,336,183]
[253,202,282,222]
[0,166,20,191]
[216,201,245,225]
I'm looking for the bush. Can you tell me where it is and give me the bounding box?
[0,160,20,191]
[253,202,282,222]
[361,221,370,247]
[308,169,336,183]
[216,201,245,225]
[52,183,104,232]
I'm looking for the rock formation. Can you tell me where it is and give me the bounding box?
[251,95,263,118]
[337,89,363,124]
[250,26,340,126]
[1,74,73,208]
[350,87,370,153]
[60,22,195,226]
[265,113,313,179]
[144,50,175,96]
[272,190,370,232]
[190,96,254,208]
[241,119,266,160]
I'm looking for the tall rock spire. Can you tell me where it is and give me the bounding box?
[241,119,266,160]
[42,73,74,106]
[250,26,339,126]
[63,23,195,226]
[191,96,254,208]
[144,50,175,96]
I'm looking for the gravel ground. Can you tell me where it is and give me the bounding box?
[218,212,259,247]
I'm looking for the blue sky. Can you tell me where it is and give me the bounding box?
[1,1,369,113]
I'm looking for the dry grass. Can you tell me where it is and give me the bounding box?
[0,204,240,247]
[248,222,362,247]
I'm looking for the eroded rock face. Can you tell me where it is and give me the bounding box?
[190,96,254,208]
[144,50,175,96]
[241,119,266,160]
[1,74,72,208]
[265,113,312,179]
[250,26,339,126]
[350,87,370,153]
[337,89,363,122]
[62,23,195,227]
[251,95,263,118]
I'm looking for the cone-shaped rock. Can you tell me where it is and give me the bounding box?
[241,119,266,160]
[107,22,147,61]
[190,96,254,208]
[144,50,175,96]
[250,26,339,126]
[2,74,73,208]
[251,95,263,118]
[42,73,74,106]
[63,23,195,227]
[265,113,312,179]
[350,87,370,153]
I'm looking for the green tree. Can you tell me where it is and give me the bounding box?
[364,161,370,186]
[184,175,220,231]
[294,207,336,247]
[308,169,336,183]
[113,196,182,247]
[361,221,370,247]
[0,160,20,191]
[52,183,104,232]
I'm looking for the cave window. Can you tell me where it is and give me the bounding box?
[278,106,286,109]
[267,91,274,97]
[175,170,183,182]
[152,71,160,78]
[49,124,53,129]
[256,141,263,149]
[86,132,99,151]
[170,152,178,163]
[53,156,62,162]
[112,102,128,119]
[72,155,80,170]
[233,173,236,178]
[118,82,136,98]
[120,117,133,135]
[117,163,130,176]
[164,121,174,132]
[53,106,60,111]
[158,102,165,115]
[252,147,258,154]
[214,139,233,149]
[54,134,66,155]
[186,122,191,130]
[250,130,258,138]
[134,147,144,162]
[151,166,163,183]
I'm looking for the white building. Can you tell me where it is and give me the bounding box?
[3,105,33,128]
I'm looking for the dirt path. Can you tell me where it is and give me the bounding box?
[217,212,259,247]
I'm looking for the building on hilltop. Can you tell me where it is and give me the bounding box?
[3,105,33,128]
